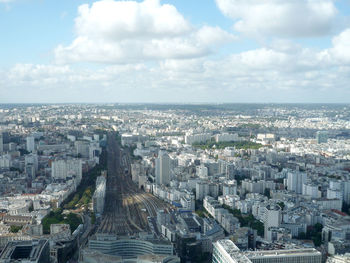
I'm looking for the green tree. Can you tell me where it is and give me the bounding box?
[10,225,23,233]
[298,232,307,239]
[264,188,271,199]
[91,213,96,225]
[277,202,285,210]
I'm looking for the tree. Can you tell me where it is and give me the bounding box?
[314,223,323,232]
[342,202,350,215]
[264,188,271,199]
[91,212,96,224]
[277,202,285,210]
[298,232,307,239]
[28,203,34,212]
[10,225,22,233]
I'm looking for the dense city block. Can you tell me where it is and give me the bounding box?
[0,104,350,263]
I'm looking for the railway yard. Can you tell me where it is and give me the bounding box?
[97,133,169,236]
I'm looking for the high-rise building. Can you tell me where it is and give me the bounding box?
[25,154,38,173]
[0,132,3,153]
[51,159,82,182]
[0,154,11,168]
[155,151,170,186]
[316,131,328,144]
[263,204,281,241]
[287,172,307,194]
[196,181,209,201]
[302,183,320,199]
[26,136,35,152]
[213,239,241,263]
[75,140,90,158]
[93,176,106,215]
[223,182,237,196]
[196,165,208,179]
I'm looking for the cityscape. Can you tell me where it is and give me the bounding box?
[0,104,349,263]
[2,0,350,262]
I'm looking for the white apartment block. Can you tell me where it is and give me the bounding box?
[51,159,82,183]
[184,133,211,144]
[213,239,321,263]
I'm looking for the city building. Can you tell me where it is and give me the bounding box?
[0,132,3,153]
[88,234,174,260]
[316,131,328,144]
[92,176,106,216]
[51,159,82,182]
[213,239,322,263]
[287,172,307,194]
[0,239,49,263]
[155,151,170,186]
[26,136,35,153]
[184,133,211,145]
[263,204,281,241]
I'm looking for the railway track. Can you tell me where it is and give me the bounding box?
[97,133,170,236]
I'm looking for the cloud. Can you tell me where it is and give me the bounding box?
[215,0,337,37]
[327,29,350,63]
[55,0,235,64]
[4,28,350,103]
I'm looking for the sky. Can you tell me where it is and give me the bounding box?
[1,0,350,103]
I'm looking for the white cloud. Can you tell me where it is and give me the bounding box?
[215,0,337,37]
[55,0,235,64]
[4,28,350,103]
[327,28,350,63]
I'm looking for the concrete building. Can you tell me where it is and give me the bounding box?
[25,154,38,174]
[51,159,82,182]
[215,133,239,143]
[184,133,211,145]
[263,205,281,241]
[92,176,106,216]
[316,131,328,144]
[197,165,208,179]
[131,162,145,183]
[26,136,35,153]
[50,224,71,241]
[245,248,322,263]
[302,183,320,199]
[88,234,174,260]
[213,239,243,263]
[157,210,170,226]
[155,151,170,186]
[0,132,3,153]
[287,172,307,194]
[223,182,237,196]
[196,182,209,201]
[75,141,90,158]
[0,239,49,263]
[0,154,11,169]
[80,249,180,263]
[327,254,350,263]
[213,239,321,263]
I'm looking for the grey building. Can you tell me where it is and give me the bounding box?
[0,239,49,263]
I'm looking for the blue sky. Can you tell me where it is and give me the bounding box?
[1,0,350,103]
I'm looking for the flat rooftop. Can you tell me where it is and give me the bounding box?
[0,239,48,261]
[244,248,321,258]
